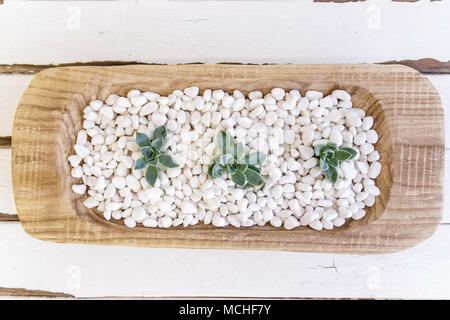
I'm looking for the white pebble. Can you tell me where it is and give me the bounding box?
[368,162,382,179]
[345,111,362,127]
[184,86,199,98]
[309,220,323,231]
[302,128,314,146]
[340,162,357,180]
[181,200,197,214]
[332,89,351,101]
[212,215,226,227]
[362,116,373,130]
[284,216,300,230]
[366,130,378,144]
[83,197,99,208]
[74,144,89,158]
[132,206,147,222]
[271,88,285,100]
[72,184,86,195]
[124,217,137,228]
[68,155,82,167]
[71,166,83,178]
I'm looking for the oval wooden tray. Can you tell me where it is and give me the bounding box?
[12,64,444,254]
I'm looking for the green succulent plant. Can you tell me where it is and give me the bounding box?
[134,125,178,187]
[314,143,357,184]
[208,131,266,188]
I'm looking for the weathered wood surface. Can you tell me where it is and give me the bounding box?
[0,0,449,301]
[11,64,444,254]
[1,1,449,66]
[1,222,450,299]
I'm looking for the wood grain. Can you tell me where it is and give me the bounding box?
[12,64,444,254]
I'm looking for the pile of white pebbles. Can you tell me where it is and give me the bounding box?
[68,86,381,231]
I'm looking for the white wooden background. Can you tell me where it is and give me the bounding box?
[0,0,449,299]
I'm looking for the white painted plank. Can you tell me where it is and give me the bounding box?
[0,149,15,215]
[0,75,32,137]
[0,1,449,64]
[0,222,449,299]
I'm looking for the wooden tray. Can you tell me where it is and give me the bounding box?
[12,64,444,254]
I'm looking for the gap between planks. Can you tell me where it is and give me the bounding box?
[0,213,18,221]
[0,286,364,299]
[0,136,11,148]
[0,286,73,298]
[0,58,449,75]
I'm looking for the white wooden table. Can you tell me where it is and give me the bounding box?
[0,0,449,299]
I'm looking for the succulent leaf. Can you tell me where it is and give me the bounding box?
[320,158,329,171]
[325,166,338,184]
[211,163,226,178]
[134,158,148,170]
[237,163,248,172]
[207,163,215,178]
[245,152,267,166]
[339,147,358,159]
[244,168,264,186]
[314,143,358,184]
[148,159,159,167]
[217,131,234,154]
[247,165,260,174]
[233,142,245,161]
[327,157,339,168]
[151,137,164,151]
[218,154,234,166]
[334,150,352,161]
[136,133,151,147]
[314,144,323,157]
[153,125,167,141]
[231,171,247,187]
[145,165,159,187]
[158,154,179,168]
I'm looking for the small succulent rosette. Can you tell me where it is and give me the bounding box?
[134,125,178,186]
[208,131,266,188]
[314,142,357,183]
